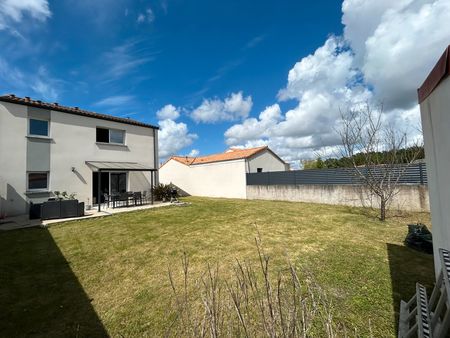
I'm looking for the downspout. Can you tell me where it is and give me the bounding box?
[153,128,159,186]
[98,169,101,212]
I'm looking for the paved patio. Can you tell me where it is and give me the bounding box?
[0,201,183,231]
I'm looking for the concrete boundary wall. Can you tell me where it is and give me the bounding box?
[246,184,430,212]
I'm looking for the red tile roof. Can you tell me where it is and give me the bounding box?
[165,146,271,166]
[0,94,158,129]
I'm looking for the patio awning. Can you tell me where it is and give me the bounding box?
[85,161,157,172]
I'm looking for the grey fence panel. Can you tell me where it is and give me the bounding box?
[247,163,428,186]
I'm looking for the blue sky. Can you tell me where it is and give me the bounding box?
[1,0,449,165]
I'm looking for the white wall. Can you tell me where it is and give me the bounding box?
[160,159,247,198]
[420,75,450,272]
[0,102,157,216]
[247,150,288,173]
[0,102,28,216]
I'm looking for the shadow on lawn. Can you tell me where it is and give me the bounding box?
[0,227,108,337]
[386,243,435,335]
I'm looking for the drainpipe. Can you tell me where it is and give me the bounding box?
[98,170,101,212]
[153,128,159,185]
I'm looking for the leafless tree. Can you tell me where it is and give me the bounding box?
[338,103,422,221]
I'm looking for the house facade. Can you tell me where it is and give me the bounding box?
[0,95,158,217]
[159,146,289,198]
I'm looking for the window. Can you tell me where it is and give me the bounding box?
[28,172,49,191]
[29,119,49,136]
[110,129,125,144]
[96,128,109,142]
[257,168,263,173]
[96,127,125,144]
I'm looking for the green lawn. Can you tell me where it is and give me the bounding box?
[0,197,434,337]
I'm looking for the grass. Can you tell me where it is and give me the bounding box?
[0,197,434,337]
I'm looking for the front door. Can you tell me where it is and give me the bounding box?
[110,173,127,194]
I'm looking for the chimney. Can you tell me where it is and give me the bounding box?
[74,107,79,110]
[25,96,31,101]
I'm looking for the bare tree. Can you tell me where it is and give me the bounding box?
[338,103,422,221]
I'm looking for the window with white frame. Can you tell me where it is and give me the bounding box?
[96,127,125,144]
[29,118,49,137]
[28,172,49,191]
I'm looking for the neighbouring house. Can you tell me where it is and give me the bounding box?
[159,146,289,198]
[0,94,159,217]
[418,45,450,273]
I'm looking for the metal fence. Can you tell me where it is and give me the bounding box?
[246,163,428,186]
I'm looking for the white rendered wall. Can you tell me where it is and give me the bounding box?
[160,159,247,198]
[0,102,28,216]
[247,150,288,173]
[420,76,450,273]
[50,111,156,208]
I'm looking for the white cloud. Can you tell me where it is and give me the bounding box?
[225,104,282,145]
[0,0,51,31]
[101,40,157,82]
[158,119,197,159]
[226,36,371,165]
[0,60,62,101]
[225,0,446,166]
[277,37,357,101]
[137,13,145,23]
[137,7,155,23]
[94,95,135,106]
[191,91,252,123]
[156,104,180,120]
[188,149,200,157]
[360,0,450,109]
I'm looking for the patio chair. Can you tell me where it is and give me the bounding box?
[143,190,153,204]
[134,192,143,206]
[103,193,111,208]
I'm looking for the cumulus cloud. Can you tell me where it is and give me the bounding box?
[157,103,197,159]
[225,0,448,166]
[226,36,371,163]
[0,0,51,31]
[188,149,200,157]
[225,104,282,145]
[156,104,180,120]
[277,37,357,101]
[191,91,253,123]
[158,119,197,159]
[360,0,450,109]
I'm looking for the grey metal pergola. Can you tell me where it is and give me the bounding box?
[85,161,158,212]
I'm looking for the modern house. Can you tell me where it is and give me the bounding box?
[0,94,159,217]
[159,146,289,198]
[419,45,450,273]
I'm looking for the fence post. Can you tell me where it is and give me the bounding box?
[419,162,424,185]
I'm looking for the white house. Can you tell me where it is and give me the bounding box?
[0,94,159,217]
[418,45,450,273]
[159,146,289,198]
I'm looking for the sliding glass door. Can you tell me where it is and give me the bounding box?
[110,173,127,194]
